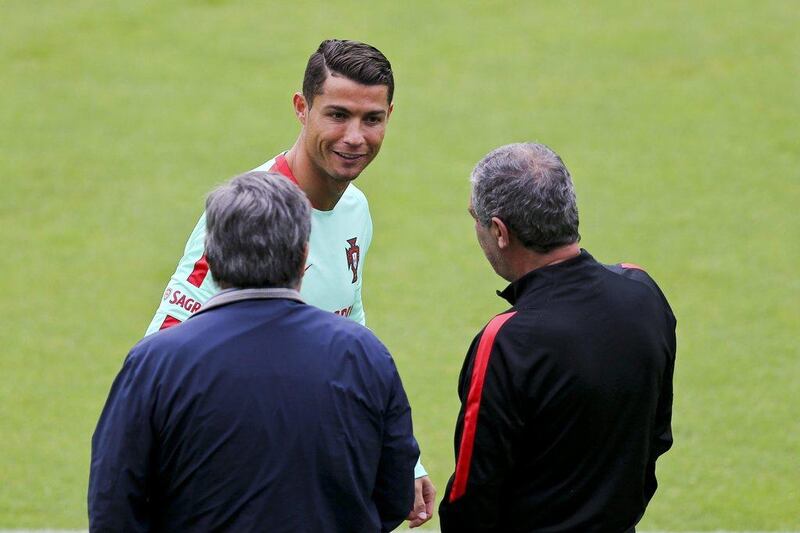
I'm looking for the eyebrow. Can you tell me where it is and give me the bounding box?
[323,105,386,117]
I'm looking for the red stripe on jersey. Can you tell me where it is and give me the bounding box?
[158,314,182,331]
[270,154,299,185]
[449,311,517,503]
[620,262,645,271]
[187,254,210,287]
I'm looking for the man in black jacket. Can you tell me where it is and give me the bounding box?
[439,143,676,532]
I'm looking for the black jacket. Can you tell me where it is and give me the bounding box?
[439,250,676,533]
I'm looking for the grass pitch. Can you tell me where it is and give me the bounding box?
[1,0,798,529]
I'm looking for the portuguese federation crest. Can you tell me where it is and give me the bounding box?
[345,237,360,284]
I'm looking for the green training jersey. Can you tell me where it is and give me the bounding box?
[145,154,371,335]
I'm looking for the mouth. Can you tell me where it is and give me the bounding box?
[333,150,366,161]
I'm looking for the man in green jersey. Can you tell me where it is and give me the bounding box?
[145,39,435,528]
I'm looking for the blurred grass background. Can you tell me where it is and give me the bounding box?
[1,0,798,529]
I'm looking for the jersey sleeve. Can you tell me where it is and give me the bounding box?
[144,213,220,336]
[348,202,372,326]
[413,458,428,478]
[440,313,520,531]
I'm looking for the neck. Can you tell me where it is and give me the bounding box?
[285,143,348,211]
[508,243,581,281]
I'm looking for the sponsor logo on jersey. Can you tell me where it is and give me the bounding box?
[164,288,202,314]
[345,237,360,284]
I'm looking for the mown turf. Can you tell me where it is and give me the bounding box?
[1,1,798,529]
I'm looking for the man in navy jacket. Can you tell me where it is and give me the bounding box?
[89,172,418,532]
[440,143,676,532]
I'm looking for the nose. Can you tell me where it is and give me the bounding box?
[342,119,365,147]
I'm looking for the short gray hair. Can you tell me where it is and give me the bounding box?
[471,143,580,253]
[205,171,311,289]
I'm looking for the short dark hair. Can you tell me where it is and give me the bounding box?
[471,143,580,253]
[302,39,394,106]
[205,172,311,289]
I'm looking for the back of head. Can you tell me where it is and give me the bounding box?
[303,39,394,106]
[205,172,311,289]
[471,142,580,253]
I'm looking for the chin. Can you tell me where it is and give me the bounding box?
[331,169,362,182]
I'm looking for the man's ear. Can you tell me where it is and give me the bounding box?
[293,92,308,125]
[386,102,394,122]
[301,243,310,274]
[490,217,511,249]
[296,242,310,291]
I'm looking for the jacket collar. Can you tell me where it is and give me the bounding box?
[497,249,594,305]
[190,287,304,318]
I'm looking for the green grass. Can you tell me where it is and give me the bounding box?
[1,0,798,529]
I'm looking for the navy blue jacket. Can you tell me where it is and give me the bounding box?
[89,288,418,532]
[440,251,676,532]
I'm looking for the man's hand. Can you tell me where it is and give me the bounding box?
[407,475,436,528]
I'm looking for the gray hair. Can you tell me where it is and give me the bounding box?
[205,171,311,289]
[471,143,580,253]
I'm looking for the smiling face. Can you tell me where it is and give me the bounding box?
[295,74,393,184]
